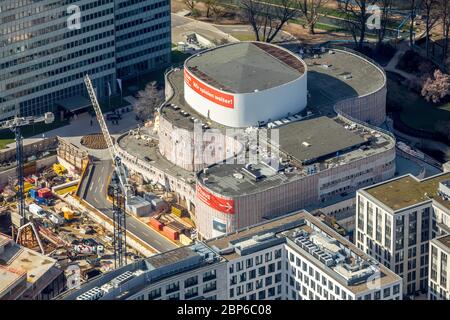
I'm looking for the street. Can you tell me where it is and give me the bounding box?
[79,159,177,253]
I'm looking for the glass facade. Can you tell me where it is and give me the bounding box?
[0,0,171,119]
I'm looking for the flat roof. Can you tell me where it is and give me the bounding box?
[56,95,92,112]
[278,117,367,164]
[207,210,400,294]
[147,246,198,269]
[436,235,450,250]
[162,48,385,131]
[364,173,450,211]
[185,42,305,94]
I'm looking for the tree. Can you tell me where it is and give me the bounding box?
[184,0,196,15]
[240,0,300,43]
[338,0,369,50]
[421,69,450,103]
[375,0,393,48]
[435,120,450,142]
[422,0,440,57]
[134,82,164,122]
[297,0,329,35]
[205,0,214,18]
[211,1,225,22]
[441,0,450,62]
[407,0,422,47]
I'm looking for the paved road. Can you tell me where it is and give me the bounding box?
[81,159,177,253]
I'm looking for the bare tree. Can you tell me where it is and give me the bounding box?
[441,0,450,62]
[421,69,450,102]
[205,0,214,18]
[184,0,196,15]
[338,0,369,50]
[422,0,440,57]
[375,0,393,48]
[407,0,422,47]
[211,1,225,22]
[297,0,329,34]
[240,0,300,43]
[134,82,164,122]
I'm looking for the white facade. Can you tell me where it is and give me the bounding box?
[429,237,450,300]
[356,173,450,297]
[183,63,307,128]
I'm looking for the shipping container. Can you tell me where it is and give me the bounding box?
[171,204,186,218]
[29,188,38,199]
[162,225,179,240]
[148,217,163,231]
[38,187,52,198]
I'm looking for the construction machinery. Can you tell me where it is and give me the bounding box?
[0,113,54,228]
[83,74,129,268]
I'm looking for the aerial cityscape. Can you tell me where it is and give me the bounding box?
[1,0,450,306]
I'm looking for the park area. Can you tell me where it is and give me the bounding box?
[387,72,450,137]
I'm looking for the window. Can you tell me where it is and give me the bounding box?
[148,288,161,300]
[185,287,198,299]
[203,281,217,293]
[265,276,272,286]
[393,284,400,295]
[258,290,266,300]
[246,258,253,268]
[383,287,391,298]
[374,291,381,300]
[258,266,266,276]
[249,269,256,279]
[246,282,253,293]
[184,276,198,288]
[203,270,216,282]
[166,282,179,294]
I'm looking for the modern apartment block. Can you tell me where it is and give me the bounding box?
[59,211,402,300]
[429,235,449,300]
[356,172,450,297]
[0,0,171,120]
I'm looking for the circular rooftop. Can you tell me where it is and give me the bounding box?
[184,41,306,94]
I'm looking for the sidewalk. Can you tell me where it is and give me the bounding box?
[6,98,140,160]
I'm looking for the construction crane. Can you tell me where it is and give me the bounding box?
[0,113,54,228]
[83,74,129,268]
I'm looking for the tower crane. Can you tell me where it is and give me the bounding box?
[83,74,129,268]
[0,113,54,228]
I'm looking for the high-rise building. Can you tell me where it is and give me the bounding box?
[429,235,449,300]
[356,173,450,297]
[0,0,171,120]
[59,211,402,300]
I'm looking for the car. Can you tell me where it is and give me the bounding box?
[144,156,151,162]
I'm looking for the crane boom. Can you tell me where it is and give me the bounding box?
[83,74,127,268]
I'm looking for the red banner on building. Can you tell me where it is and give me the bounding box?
[196,184,235,214]
[184,68,235,109]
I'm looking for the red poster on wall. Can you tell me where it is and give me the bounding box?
[184,68,235,109]
[197,184,235,214]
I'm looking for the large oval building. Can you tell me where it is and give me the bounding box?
[183,42,308,127]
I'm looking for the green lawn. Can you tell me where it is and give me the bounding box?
[230,33,257,41]
[387,73,450,133]
[0,138,14,150]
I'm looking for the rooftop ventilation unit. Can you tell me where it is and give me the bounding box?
[111,271,134,288]
[76,287,104,300]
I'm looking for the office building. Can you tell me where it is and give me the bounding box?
[60,211,402,300]
[0,0,171,120]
